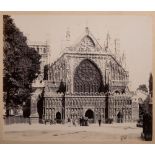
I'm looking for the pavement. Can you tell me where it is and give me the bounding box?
[2,122,147,143]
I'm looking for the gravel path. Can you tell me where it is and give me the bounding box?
[2,123,146,143]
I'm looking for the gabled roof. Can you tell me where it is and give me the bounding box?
[52,27,127,73]
[68,27,105,53]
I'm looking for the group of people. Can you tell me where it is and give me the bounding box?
[67,116,102,127]
[79,116,89,126]
[67,116,89,126]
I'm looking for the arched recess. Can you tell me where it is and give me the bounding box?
[85,109,94,119]
[73,59,103,93]
[114,90,121,94]
[56,112,61,120]
[85,109,94,123]
[81,35,96,47]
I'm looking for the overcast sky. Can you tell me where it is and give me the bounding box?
[11,14,152,91]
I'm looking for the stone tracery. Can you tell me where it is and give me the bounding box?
[74,59,103,93]
[43,28,132,124]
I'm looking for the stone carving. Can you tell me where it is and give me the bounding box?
[43,28,131,123]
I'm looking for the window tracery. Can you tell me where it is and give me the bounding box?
[74,59,103,93]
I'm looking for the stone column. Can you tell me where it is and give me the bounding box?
[30,93,39,117]
[30,88,43,123]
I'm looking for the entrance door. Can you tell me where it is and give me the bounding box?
[117,111,123,123]
[56,112,61,123]
[85,109,94,123]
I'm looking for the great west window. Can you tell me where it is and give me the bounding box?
[74,59,103,93]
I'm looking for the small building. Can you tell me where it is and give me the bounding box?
[131,89,148,121]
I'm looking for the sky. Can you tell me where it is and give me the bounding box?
[11,14,152,91]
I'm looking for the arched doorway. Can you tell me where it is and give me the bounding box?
[117,111,123,123]
[74,59,103,93]
[85,109,94,123]
[56,112,61,123]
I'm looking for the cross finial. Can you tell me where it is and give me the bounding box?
[85,27,89,35]
[107,32,110,47]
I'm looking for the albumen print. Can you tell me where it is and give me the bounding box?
[0,12,153,143]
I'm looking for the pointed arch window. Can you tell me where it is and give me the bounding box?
[74,59,103,93]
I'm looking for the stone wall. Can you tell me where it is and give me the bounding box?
[48,52,129,95]
[43,94,132,123]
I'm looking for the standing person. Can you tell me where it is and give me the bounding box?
[68,117,71,123]
[68,117,71,126]
[72,117,76,126]
[81,116,84,126]
[117,111,121,123]
[79,116,82,126]
[98,115,101,126]
[121,112,123,123]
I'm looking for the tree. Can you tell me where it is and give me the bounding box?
[57,80,66,94]
[57,80,66,123]
[98,83,109,93]
[137,84,148,93]
[37,88,45,123]
[43,65,48,80]
[149,73,153,97]
[3,15,41,116]
[23,99,31,118]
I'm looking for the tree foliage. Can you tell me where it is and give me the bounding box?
[149,73,153,97]
[43,65,48,80]
[98,83,109,93]
[3,15,41,115]
[137,84,148,93]
[57,80,66,94]
[37,88,45,122]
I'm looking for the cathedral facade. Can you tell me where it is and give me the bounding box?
[43,27,132,123]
